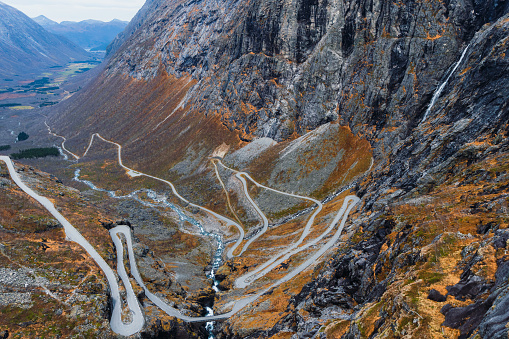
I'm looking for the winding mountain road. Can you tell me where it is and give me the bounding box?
[216,162,333,287]
[0,156,144,336]
[6,130,361,334]
[108,192,358,321]
[88,133,244,233]
[212,160,245,258]
[42,120,80,161]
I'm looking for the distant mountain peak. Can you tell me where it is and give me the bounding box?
[34,17,128,51]
[0,3,89,78]
[80,19,103,24]
[32,15,58,26]
[110,19,129,24]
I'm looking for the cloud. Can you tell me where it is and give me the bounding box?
[3,0,145,22]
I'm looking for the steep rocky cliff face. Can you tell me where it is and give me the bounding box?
[96,0,507,141]
[50,0,508,163]
[41,0,509,337]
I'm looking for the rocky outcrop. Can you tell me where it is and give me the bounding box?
[441,232,509,338]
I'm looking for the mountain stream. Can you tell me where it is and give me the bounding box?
[73,169,222,337]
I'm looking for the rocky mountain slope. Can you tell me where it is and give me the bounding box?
[14,0,509,337]
[0,2,90,79]
[0,155,211,339]
[33,16,128,51]
[0,161,112,338]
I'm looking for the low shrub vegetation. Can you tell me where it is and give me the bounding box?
[17,132,29,141]
[10,147,59,159]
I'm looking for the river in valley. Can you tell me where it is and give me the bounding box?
[73,168,222,337]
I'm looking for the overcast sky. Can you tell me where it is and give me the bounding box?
[3,0,146,22]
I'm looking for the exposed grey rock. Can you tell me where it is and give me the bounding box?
[0,268,48,288]
[101,0,508,143]
[427,289,446,302]
[224,137,277,169]
[0,292,32,308]
[477,260,509,338]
